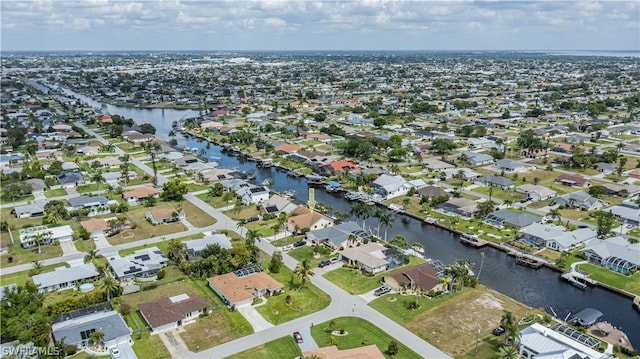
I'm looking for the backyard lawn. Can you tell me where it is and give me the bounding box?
[225,337,301,359]
[577,263,640,296]
[223,205,260,221]
[106,205,186,245]
[310,317,422,359]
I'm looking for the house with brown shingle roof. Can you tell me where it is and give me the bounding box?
[556,173,589,187]
[138,294,208,334]
[207,268,283,308]
[302,344,385,359]
[273,143,302,155]
[384,263,443,294]
[122,186,159,204]
[80,218,110,240]
[146,208,185,225]
[286,205,334,234]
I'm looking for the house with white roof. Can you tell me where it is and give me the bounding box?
[107,247,168,281]
[522,223,597,252]
[461,151,494,166]
[551,191,604,211]
[580,236,640,275]
[32,263,100,293]
[19,225,73,248]
[238,185,270,205]
[516,184,557,202]
[184,232,232,259]
[371,174,411,200]
[518,323,610,359]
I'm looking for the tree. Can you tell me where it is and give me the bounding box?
[245,228,261,263]
[100,276,120,302]
[46,211,63,225]
[596,211,615,237]
[84,249,104,265]
[548,208,562,223]
[110,124,123,138]
[476,200,496,218]
[350,201,374,230]
[89,330,105,348]
[92,172,104,192]
[167,239,187,264]
[222,190,237,208]
[387,340,400,356]
[29,231,52,254]
[499,345,519,359]
[588,185,607,198]
[268,250,283,273]
[0,281,51,346]
[390,234,408,249]
[294,259,314,289]
[139,123,157,134]
[31,260,43,275]
[236,218,247,237]
[161,178,188,201]
[378,212,394,242]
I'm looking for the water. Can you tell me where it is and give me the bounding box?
[61,87,640,346]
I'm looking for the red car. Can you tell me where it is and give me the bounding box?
[293,331,303,343]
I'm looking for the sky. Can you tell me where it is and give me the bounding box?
[1,0,639,51]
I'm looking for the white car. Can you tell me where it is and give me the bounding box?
[109,347,120,358]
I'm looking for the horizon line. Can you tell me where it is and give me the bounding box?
[2,49,639,53]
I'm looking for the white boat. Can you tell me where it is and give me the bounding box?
[389,204,404,213]
[345,192,361,200]
[424,217,437,224]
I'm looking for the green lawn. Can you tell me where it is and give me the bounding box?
[182,200,216,228]
[0,193,34,205]
[131,330,171,359]
[76,183,101,193]
[310,317,422,359]
[45,188,68,198]
[323,256,424,295]
[74,239,96,252]
[106,205,186,245]
[223,205,260,221]
[577,263,640,296]
[186,183,210,192]
[287,245,334,268]
[0,262,70,287]
[1,208,46,229]
[2,242,64,268]
[225,336,301,359]
[255,264,331,324]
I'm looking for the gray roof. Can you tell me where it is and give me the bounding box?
[483,209,540,228]
[556,191,601,207]
[57,171,84,185]
[108,247,168,279]
[524,223,597,249]
[32,263,99,289]
[496,159,523,169]
[25,178,46,191]
[478,176,514,187]
[68,195,108,208]
[607,205,640,222]
[184,233,232,252]
[463,151,494,164]
[581,236,640,266]
[372,174,407,193]
[52,310,130,345]
[13,200,46,217]
[307,221,364,246]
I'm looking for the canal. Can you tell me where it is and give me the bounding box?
[60,87,640,346]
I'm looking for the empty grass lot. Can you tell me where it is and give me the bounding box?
[181,200,216,228]
[323,256,424,295]
[226,336,301,359]
[310,317,422,359]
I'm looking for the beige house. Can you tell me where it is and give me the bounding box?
[207,268,283,308]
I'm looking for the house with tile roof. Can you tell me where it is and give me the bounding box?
[286,205,334,233]
[273,143,302,155]
[516,184,557,202]
[556,173,590,187]
[384,263,443,294]
[122,186,159,205]
[139,294,208,334]
[146,208,185,225]
[207,267,283,308]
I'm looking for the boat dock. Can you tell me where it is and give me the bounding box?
[516,255,543,269]
[561,261,598,289]
[459,233,488,247]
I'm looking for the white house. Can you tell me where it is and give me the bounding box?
[238,185,270,205]
[139,294,208,334]
[518,323,608,359]
[371,174,411,200]
[522,223,597,252]
[19,225,74,249]
[32,263,100,293]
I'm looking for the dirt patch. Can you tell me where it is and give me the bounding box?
[407,287,538,358]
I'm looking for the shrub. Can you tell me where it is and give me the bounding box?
[157,269,166,280]
[143,283,158,291]
[7,256,13,263]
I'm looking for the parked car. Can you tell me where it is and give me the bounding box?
[373,285,391,296]
[246,216,260,223]
[493,326,506,336]
[329,257,341,264]
[293,240,307,248]
[293,331,303,343]
[319,259,331,268]
[109,347,121,358]
[282,244,294,252]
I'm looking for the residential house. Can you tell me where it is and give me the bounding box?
[596,162,618,175]
[467,137,495,150]
[80,218,111,240]
[184,232,233,259]
[306,221,372,249]
[522,223,597,251]
[340,242,408,275]
[260,194,297,215]
[475,176,515,189]
[91,156,122,169]
[56,171,85,188]
[173,155,199,168]
[516,184,556,202]
[52,304,133,354]
[32,263,100,293]
[496,159,525,173]
[101,171,137,188]
[318,160,360,176]
[273,143,301,155]
[443,168,481,180]
[207,266,283,308]
[139,294,208,334]
[606,205,640,227]
[556,173,590,187]
[122,130,154,143]
[67,195,109,215]
[384,263,442,294]
[628,168,640,180]
[25,178,46,197]
[287,205,334,233]
[371,174,411,200]
[461,151,494,167]
[436,197,479,218]
[518,323,607,359]
[422,157,455,172]
[238,185,270,205]
[13,200,46,218]
[482,209,540,229]
[19,225,73,248]
[302,345,385,359]
[108,247,169,281]
[551,191,603,211]
[601,183,640,198]
[146,208,185,225]
[122,186,159,205]
[580,236,639,274]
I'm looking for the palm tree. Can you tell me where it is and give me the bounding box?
[31,260,43,274]
[351,201,373,230]
[246,228,261,262]
[498,345,519,359]
[46,211,62,225]
[294,259,314,289]
[30,231,52,254]
[548,208,561,223]
[100,276,120,302]
[222,190,237,208]
[92,171,104,192]
[487,185,494,202]
[84,249,104,265]
[378,212,394,242]
[500,310,516,329]
[236,218,247,237]
[89,330,105,348]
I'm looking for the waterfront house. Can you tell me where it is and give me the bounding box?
[384,263,442,294]
[139,294,208,334]
[371,174,411,200]
[238,185,270,205]
[522,223,597,252]
[122,186,159,205]
[551,191,603,211]
[207,265,283,308]
[482,209,540,230]
[32,263,100,293]
[436,197,479,218]
[122,130,154,143]
[556,173,589,187]
[260,194,297,215]
[516,184,556,202]
[475,176,515,190]
[146,208,184,225]
[518,323,606,359]
[319,160,360,176]
[340,242,407,275]
[580,236,639,274]
[273,143,301,155]
[52,304,133,353]
[306,221,371,249]
[107,247,168,281]
[416,185,450,200]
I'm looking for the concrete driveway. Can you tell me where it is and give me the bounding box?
[237,305,274,332]
[59,240,79,256]
[295,326,319,352]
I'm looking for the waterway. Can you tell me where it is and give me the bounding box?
[59,87,640,346]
